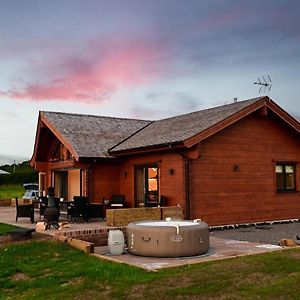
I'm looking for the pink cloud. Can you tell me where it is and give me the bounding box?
[1,38,168,103]
[1,81,115,103]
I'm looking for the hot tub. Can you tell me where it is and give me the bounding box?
[127,219,209,257]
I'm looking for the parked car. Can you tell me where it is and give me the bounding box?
[23,183,39,200]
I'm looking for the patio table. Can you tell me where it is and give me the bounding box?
[32,199,42,209]
[59,200,73,212]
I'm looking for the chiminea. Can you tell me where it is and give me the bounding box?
[44,187,59,229]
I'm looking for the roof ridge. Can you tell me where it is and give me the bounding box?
[41,110,152,122]
[40,97,264,124]
[156,96,265,122]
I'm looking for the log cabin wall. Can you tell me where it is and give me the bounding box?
[189,113,300,226]
[119,152,185,209]
[90,163,120,203]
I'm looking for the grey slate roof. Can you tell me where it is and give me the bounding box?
[41,97,264,158]
[41,112,151,158]
[110,97,264,152]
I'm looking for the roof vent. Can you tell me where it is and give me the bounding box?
[233,97,238,103]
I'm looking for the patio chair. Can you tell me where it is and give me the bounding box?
[15,198,34,223]
[110,194,125,208]
[145,195,167,207]
[67,196,89,222]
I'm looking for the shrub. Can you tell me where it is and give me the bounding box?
[0,171,38,185]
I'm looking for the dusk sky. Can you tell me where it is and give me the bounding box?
[1,0,300,162]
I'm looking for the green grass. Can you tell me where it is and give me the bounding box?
[1,222,300,299]
[0,184,24,200]
[0,223,19,236]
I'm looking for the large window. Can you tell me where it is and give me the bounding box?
[276,163,296,192]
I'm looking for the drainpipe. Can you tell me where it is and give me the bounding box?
[88,164,94,201]
[184,156,190,220]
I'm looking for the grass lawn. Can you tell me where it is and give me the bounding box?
[1,223,300,299]
[0,184,24,200]
[0,223,19,236]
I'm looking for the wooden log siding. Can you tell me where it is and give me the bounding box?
[91,163,120,203]
[119,152,185,208]
[189,114,300,226]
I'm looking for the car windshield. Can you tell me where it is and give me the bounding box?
[23,184,38,190]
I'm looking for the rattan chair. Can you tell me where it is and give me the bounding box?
[15,198,34,223]
[110,194,125,208]
[67,196,89,222]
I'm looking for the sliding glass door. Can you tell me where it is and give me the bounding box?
[134,164,159,207]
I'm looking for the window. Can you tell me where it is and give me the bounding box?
[276,163,296,192]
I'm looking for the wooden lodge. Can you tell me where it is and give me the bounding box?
[30,96,300,226]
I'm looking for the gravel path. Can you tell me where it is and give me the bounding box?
[210,222,300,245]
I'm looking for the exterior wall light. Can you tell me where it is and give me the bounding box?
[233,164,240,172]
[168,168,174,175]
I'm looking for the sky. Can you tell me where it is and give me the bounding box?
[0,0,300,162]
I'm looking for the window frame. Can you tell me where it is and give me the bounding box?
[275,162,296,193]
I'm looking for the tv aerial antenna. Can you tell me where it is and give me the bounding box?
[254,75,272,94]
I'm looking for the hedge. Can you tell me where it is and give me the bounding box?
[0,171,38,185]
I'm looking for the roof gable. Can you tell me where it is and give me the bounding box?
[32,112,151,162]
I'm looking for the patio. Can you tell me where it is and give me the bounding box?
[0,205,289,271]
[0,206,107,235]
[93,237,283,271]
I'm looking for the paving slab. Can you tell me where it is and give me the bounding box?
[93,237,283,271]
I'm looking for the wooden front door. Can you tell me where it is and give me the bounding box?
[134,164,159,207]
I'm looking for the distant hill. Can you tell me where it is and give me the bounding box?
[0,154,29,166]
[0,160,34,173]
[0,160,37,185]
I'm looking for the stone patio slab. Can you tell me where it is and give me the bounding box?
[92,236,283,271]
